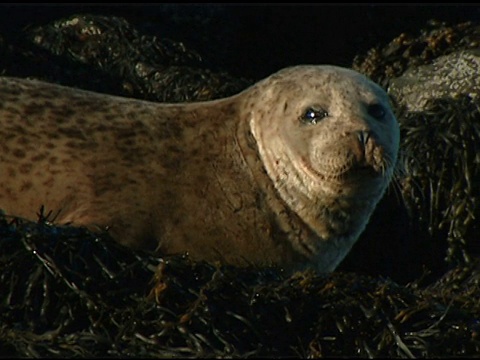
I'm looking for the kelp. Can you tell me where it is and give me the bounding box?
[1,213,480,358]
[400,96,480,265]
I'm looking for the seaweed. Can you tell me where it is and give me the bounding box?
[1,212,480,357]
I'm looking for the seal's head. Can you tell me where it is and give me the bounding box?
[247,65,400,271]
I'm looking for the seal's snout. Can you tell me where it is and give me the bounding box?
[350,129,387,176]
[351,130,372,163]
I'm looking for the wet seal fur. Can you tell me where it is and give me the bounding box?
[0,66,399,273]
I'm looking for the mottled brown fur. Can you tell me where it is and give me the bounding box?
[0,66,399,272]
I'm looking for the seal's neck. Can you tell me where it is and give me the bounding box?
[233,102,330,271]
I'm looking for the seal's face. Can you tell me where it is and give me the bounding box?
[249,66,400,267]
[250,66,400,200]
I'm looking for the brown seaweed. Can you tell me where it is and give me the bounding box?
[1,212,480,357]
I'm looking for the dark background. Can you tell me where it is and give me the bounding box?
[0,4,478,80]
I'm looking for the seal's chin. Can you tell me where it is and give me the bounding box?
[330,166,386,188]
[342,167,389,191]
[349,161,385,178]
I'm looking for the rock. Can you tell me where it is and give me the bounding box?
[389,49,480,111]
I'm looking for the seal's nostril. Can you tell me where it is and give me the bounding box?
[356,130,370,146]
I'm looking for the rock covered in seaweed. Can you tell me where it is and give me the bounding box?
[352,21,480,88]
[1,13,251,102]
[1,212,479,357]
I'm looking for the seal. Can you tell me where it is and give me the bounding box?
[0,65,399,272]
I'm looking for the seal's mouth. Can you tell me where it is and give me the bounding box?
[300,155,388,185]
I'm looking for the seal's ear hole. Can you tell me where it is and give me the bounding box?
[300,106,328,125]
[367,103,386,120]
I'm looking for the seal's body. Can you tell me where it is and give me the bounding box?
[0,66,399,272]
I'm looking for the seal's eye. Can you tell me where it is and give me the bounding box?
[300,107,328,125]
[368,103,386,120]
